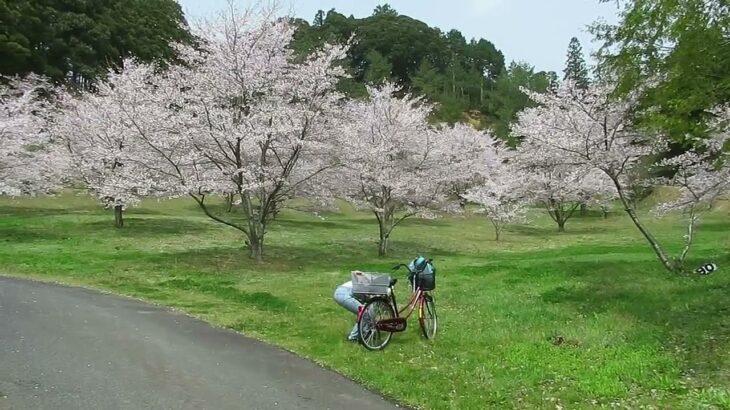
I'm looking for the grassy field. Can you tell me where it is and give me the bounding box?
[1,193,729,409]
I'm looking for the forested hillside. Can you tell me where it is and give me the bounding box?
[291,5,558,138]
[0,0,192,87]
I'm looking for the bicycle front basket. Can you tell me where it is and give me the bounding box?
[416,271,435,291]
[351,271,391,297]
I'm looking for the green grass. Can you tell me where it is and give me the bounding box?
[1,193,729,409]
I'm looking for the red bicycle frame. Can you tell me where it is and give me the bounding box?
[392,285,423,320]
[356,279,426,324]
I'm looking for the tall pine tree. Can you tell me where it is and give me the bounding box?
[563,37,590,90]
[564,37,591,214]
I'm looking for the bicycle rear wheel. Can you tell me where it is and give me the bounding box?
[358,298,395,350]
[419,294,437,339]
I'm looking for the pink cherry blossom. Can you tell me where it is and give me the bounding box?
[0,76,60,196]
[513,79,728,272]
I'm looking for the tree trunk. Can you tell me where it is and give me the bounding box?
[190,193,264,261]
[377,215,390,257]
[247,220,265,263]
[480,76,484,104]
[580,203,587,216]
[612,177,676,272]
[678,207,698,266]
[549,206,566,232]
[451,67,456,96]
[226,193,234,213]
[248,234,264,262]
[624,206,675,271]
[114,205,124,228]
[547,200,568,232]
[378,236,389,257]
[491,219,503,241]
[374,205,414,257]
[601,206,609,219]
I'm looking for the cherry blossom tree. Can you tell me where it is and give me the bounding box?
[0,76,59,196]
[652,106,730,265]
[334,84,496,256]
[583,168,619,218]
[332,83,439,256]
[435,122,500,208]
[464,161,529,241]
[511,137,616,232]
[525,164,594,232]
[54,61,160,228]
[513,80,728,272]
[106,6,349,261]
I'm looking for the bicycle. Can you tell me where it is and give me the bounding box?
[354,261,438,350]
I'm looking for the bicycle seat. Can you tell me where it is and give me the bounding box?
[390,278,398,287]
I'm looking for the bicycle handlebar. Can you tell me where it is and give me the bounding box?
[392,259,432,274]
[391,263,415,275]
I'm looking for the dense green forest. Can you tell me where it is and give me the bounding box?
[291,5,558,137]
[0,0,191,87]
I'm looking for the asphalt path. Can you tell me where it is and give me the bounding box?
[0,277,403,410]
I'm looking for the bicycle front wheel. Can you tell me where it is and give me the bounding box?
[358,298,395,350]
[419,294,437,339]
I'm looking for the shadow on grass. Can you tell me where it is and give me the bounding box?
[274,218,349,230]
[509,223,612,237]
[572,209,616,219]
[267,241,464,267]
[0,204,172,218]
[91,269,290,313]
[0,226,70,242]
[84,217,212,236]
[136,238,465,277]
[696,221,730,233]
[274,215,455,231]
[347,216,454,228]
[158,277,290,312]
[0,205,101,217]
[1,215,212,244]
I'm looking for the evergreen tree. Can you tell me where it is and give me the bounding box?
[363,50,392,85]
[412,60,443,98]
[486,62,556,142]
[373,4,398,16]
[313,9,325,27]
[563,37,590,89]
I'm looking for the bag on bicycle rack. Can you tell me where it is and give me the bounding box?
[408,256,436,291]
[351,271,391,299]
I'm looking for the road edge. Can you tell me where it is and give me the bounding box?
[0,273,416,410]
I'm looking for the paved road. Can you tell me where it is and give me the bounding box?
[0,277,402,410]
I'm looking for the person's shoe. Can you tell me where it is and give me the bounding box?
[347,336,358,342]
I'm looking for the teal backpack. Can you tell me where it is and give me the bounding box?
[407,256,436,291]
